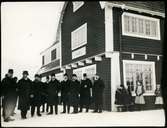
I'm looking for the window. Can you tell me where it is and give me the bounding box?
[123,60,156,95]
[122,12,160,40]
[73,1,84,12]
[71,23,87,50]
[42,55,45,65]
[73,64,96,81]
[51,49,57,61]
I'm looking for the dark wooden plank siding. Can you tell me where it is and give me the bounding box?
[113,7,164,55]
[62,2,105,66]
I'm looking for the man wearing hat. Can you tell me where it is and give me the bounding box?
[92,74,105,113]
[30,74,43,117]
[18,71,32,119]
[1,69,16,122]
[60,73,71,114]
[68,74,80,114]
[79,73,92,113]
[47,73,60,115]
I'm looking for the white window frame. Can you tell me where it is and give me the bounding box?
[72,46,86,59]
[123,60,156,96]
[71,23,87,50]
[122,12,161,40]
[73,64,96,81]
[73,1,84,12]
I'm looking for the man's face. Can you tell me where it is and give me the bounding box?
[72,76,77,81]
[35,76,38,81]
[64,76,68,81]
[8,73,13,78]
[51,76,55,81]
[83,76,87,80]
[23,74,28,79]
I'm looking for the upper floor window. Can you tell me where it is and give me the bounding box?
[71,23,87,50]
[123,60,156,95]
[51,49,57,61]
[122,12,160,40]
[42,55,45,65]
[73,1,84,12]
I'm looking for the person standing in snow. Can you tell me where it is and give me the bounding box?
[30,74,43,117]
[1,69,16,122]
[41,75,49,113]
[79,73,92,113]
[68,74,80,114]
[47,73,60,115]
[134,81,145,111]
[18,71,32,119]
[92,74,105,113]
[60,73,71,114]
[154,84,163,106]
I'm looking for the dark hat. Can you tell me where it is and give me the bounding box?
[51,73,55,76]
[23,71,29,75]
[83,73,87,77]
[64,73,68,76]
[8,69,14,74]
[72,74,77,77]
[39,74,42,78]
[34,74,40,78]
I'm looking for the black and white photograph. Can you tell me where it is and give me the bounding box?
[1,1,166,127]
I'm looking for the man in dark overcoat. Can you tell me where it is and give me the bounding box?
[79,73,92,113]
[30,74,43,117]
[47,73,60,115]
[1,69,17,122]
[60,73,71,113]
[18,71,32,119]
[69,74,80,114]
[93,74,105,113]
[41,75,49,113]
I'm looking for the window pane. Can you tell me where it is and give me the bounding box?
[51,49,57,61]
[145,20,151,36]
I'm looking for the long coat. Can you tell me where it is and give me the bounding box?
[40,81,48,104]
[17,78,32,111]
[115,87,132,105]
[47,79,60,105]
[80,78,92,105]
[69,80,80,106]
[1,76,17,118]
[29,80,43,106]
[93,78,105,105]
[60,80,71,103]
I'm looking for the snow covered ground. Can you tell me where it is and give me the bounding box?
[1,105,165,127]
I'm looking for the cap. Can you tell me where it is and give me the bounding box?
[51,73,55,77]
[34,74,40,78]
[23,71,29,75]
[8,69,14,74]
[83,73,87,77]
[72,74,77,77]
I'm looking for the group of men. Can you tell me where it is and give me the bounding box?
[1,69,105,122]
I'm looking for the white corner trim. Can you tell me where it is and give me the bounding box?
[111,52,121,111]
[105,5,114,52]
[99,1,106,9]
[65,65,71,69]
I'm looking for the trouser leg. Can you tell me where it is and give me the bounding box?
[55,105,58,114]
[94,102,98,112]
[79,103,83,112]
[67,105,70,114]
[37,106,41,115]
[31,105,35,117]
[63,102,66,112]
[42,104,45,112]
[21,110,27,118]
[46,103,49,112]
[50,105,53,114]
[86,103,89,112]
[99,104,102,112]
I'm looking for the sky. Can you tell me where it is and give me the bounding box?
[1,2,64,80]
